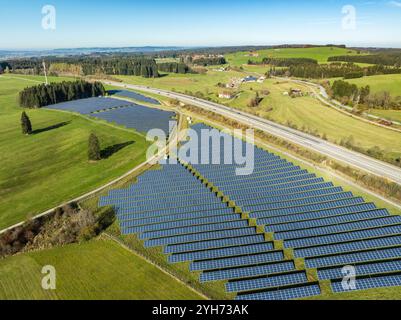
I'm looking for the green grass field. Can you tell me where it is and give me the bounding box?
[339,74,401,97]
[0,239,203,300]
[369,109,401,123]
[225,46,360,66]
[0,75,150,230]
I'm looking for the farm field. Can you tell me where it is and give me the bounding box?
[369,109,401,123]
[340,74,401,97]
[225,46,361,66]
[0,239,203,300]
[0,75,150,230]
[117,74,401,164]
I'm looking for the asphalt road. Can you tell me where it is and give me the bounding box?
[104,80,401,185]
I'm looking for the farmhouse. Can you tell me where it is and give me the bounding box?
[242,75,258,83]
[219,91,235,99]
[290,88,303,97]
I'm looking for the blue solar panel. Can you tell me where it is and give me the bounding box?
[266,209,388,233]
[295,234,401,259]
[191,251,284,271]
[123,213,241,233]
[285,224,401,249]
[108,90,161,104]
[169,242,274,263]
[276,216,401,241]
[90,105,174,134]
[165,234,265,254]
[145,227,256,247]
[200,261,295,282]
[306,246,401,269]
[236,284,321,300]
[318,259,401,280]
[259,203,377,225]
[227,272,308,293]
[331,273,401,293]
[46,97,131,114]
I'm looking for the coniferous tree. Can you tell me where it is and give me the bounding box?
[21,111,32,135]
[88,133,101,161]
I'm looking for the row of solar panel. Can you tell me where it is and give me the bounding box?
[236,284,321,301]
[331,273,401,293]
[285,224,401,250]
[209,170,311,190]
[138,219,249,240]
[258,203,377,226]
[226,271,308,293]
[276,216,401,241]
[90,106,174,134]
[250,197,365,219]
[145,226,257,247]
[190,251,285,271]
[318,258,401,280]
[101,191,217,208]
[222,177,325,198]
[265,208,386,233]
[165,234,265,254]
[200,261,296,283]
[306,245,401,269]
[169,242,275,263]
[117,207,234,224]
[296,233,401,259]
[102,186,213,202]
[244,192,354,213]
[198,163,301,182]
[119,209,235,228]
[122,212,242,234]
[116,200,228,215]
[236,186,343,208]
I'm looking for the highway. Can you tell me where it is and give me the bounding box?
[103,80,401,185]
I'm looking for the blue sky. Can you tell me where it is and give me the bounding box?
[1,0,401,49]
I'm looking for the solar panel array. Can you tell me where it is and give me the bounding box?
[46,96,174,134]
[184,123,401,298]
[108,90,161,105]
[99,122,401,300]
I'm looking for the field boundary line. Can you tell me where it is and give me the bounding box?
[101,233,210,300]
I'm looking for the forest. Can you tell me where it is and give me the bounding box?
[19,80,106,108]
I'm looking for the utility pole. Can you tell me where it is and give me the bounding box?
[42,60,48,85]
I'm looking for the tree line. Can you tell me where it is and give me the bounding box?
[272,62,401,79]
[329,79,401,110]
[157,62,193,74]
[328,53,401,67]
[19,80,105,108]
[249,57,318,66]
